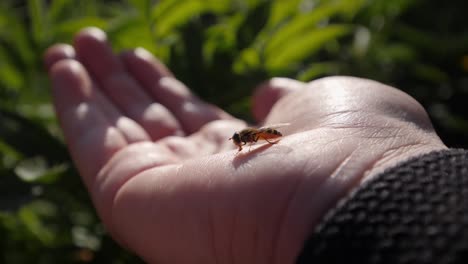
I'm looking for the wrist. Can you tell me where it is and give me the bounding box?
[277,120,447,263]
[360,125,447,183]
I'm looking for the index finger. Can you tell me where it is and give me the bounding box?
[49,59,128,186]
[121,48,234,134]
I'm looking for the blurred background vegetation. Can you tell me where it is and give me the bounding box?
[0,0,467,263]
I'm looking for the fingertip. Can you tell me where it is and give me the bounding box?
[43,44,76,71]
[134,47,154,60]
[252,78,305,122]
[74,27,124,79]
[73,27,109,57]
[50,59,92,99]
[50,59,83,79]
[74,27,107,45]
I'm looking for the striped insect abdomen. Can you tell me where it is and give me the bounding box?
[259,128,282,139]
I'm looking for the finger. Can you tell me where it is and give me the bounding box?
[50,59,129,187]
[252,78,306,123]
[74,27,183,140]
[121,47,233,134]
[44,44,76,70]
[44,45,151,144]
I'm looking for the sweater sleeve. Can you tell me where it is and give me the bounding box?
[296,149,468,264]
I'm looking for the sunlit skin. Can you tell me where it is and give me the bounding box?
[44,27,447,264]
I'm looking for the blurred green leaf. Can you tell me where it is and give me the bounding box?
[334,0,368,19]
[265,24,352,71]
[72,225,101,250]
[0,109,68,164]
[0,46,24,92]
[14,156,69,184]
[265,4,343,55]
[266,0,302,29]
[0,9,36,68]
[0,139,22,167]
[153,0,230,37]
[15,156,48,182]
[19,202,55,245]
[203,14,243,64]
[263,0,366,56]
[54,16,107,41]
[28,0,49,44]
[107,15,160,55]
[297,61,340,81]
[150,0,179,21]
[233,47,261,73]
[47,0,69,22]
[126,0,151,19]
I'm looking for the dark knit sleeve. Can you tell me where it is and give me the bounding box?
[296,149,468,264]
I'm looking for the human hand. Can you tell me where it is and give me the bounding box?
[44,27,447,264]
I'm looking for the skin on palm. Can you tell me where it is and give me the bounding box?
[45,28,447,264]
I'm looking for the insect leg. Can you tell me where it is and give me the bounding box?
[248,135,261,151]
[238,141,248,152]
[264,138,280,144]
[248,141,255,152]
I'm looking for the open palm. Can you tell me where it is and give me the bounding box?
[45,28,446,264]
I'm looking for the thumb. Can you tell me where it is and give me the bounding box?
[252,78,305,122]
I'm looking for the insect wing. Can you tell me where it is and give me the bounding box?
[258,123,291,130]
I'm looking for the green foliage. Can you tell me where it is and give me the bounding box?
[0,0,467,262]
